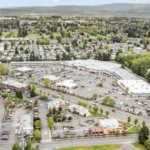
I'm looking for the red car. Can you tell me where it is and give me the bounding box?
[1,131,10,135]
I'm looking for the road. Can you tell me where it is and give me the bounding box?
[39,105,52,142]
[36,135,138,149]
[0,134,138,150]
[0,98,5,132]
[36,86,150,127]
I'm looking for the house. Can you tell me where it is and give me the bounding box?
[90,126,104,134]
[0,79,27,93]
[98,118,124,134]
[19,114,33,135]
[43,75,61,84]
[68,104,91,117]
[47,99,65,109]
[56,80,77,89]
[15,67,33,74]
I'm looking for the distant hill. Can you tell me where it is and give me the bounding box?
[0,3,150,17]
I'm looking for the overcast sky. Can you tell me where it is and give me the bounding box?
[0,0,150,7]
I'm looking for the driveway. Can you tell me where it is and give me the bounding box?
[39,105,52,142]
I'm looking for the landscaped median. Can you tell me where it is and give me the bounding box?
[126,126,139,134]
[57,144,122,150]
[132,143,146,150]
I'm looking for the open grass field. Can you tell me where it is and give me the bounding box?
[127,126,139,134]
[26,32,61,39]
[58,144,121,150]
[26,34,40,38]
[119,121,132,130]
[1,31,18,38]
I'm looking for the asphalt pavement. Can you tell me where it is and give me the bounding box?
[35,135,138,149]
[36,86,150,127]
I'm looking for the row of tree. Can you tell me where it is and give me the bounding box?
[95,52,112,61]
[116,53,150,81]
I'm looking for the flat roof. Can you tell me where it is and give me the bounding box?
[66,60,140,80]
[48,98,65,108]
[99,119,120,129]
[56,80,77,88]
[43,75,60,81]
[68,104,91,116]
[112,68,138,80]
[118,80,150,95]
[20,114,33,133]
[1,79,27,88]
[16,67,33,72]
[66,60,120,71]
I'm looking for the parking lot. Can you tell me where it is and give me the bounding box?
[10,64,150,119]
[52,111,97,139]
[8,63,150,131]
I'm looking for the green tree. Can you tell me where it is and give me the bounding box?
[89,104,92,109]
[144,140,150,150]
[12,141,21,150]
[102,96,116,107]
[52,107,56,114]
[93,106,99,115]
[92,93,98,100]
[138,126,149,144]
[16,91,23,99]
[106,110,110,117]
[102,97,109,105]
[142,121,146,127]
[126,87,129,93]
[32,84,36,91]
[30,89,35,97]
[127,116,131,124]
[34,129,41,140]
[134,118,138,126]
[34,99,38,106]
[24,140,35,150]
[48,118,54,130]
[100,108,103,115]
[49,108,52,116]
[97,82,103,87]
[43,78,51,87]
[34,120,42,129]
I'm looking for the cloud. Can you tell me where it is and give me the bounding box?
[52,0,60,3]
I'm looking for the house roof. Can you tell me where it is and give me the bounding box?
[99,119,121,129]
[16,67,33,72]
[1,79,27,88]
[118,80,150,95]
[90,127,103,133]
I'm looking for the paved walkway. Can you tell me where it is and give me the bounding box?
[118,144,138,150]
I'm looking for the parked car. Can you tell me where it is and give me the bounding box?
[1,131,10,135]
[122,93,127,96]
[1,135,8,140]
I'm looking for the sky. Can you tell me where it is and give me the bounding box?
[0,0,150,7]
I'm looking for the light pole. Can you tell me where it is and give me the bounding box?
[21,123,24,150]
[20,115,25,150]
